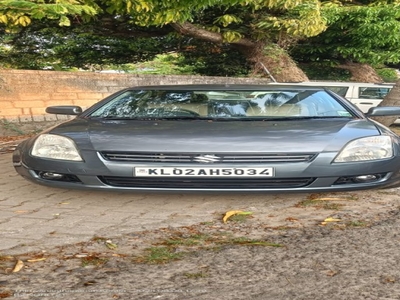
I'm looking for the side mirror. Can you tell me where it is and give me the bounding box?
[366,106,400,117]
[46,106,83,115]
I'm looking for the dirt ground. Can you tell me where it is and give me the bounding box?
[1,122,400,299]
[1,188,400,300]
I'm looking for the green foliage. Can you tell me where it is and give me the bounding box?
[0,0,98,32]
[376,67,398,82]
[103,48,250,77]
[0,25,166,70]
[177,41,251,77]
[293,3,400,66]
[113,53,196,75]
[0,23,250,76]
[2,0,400,82]
[1,0,328,42]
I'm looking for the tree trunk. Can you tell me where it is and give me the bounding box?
[371,79,400,127]
[170,22,309,82]
[238,43,309,82]
[337,62,383,83]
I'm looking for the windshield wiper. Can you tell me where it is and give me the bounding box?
[155,116,205,120]
[91,116,136,120]
[296,116,352,119]
[234,116,352,121]
[92,116,204,121]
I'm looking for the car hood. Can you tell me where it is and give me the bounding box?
[50,118,380,153]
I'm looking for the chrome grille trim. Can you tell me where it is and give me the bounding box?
[100,152,317,163]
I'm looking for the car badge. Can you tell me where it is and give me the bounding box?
[193,155,221,163]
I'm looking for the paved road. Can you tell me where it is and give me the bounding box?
[0,152,323,255]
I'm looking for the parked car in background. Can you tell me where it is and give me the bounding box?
[281,81,394,113]
[12,84,400,193]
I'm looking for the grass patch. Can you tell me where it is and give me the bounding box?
[135,246,185,264]
[222,237,283,247]
[81,254,108,267]
[227,213,253,223]
[345,220,369,227]
[133,231,283,264]
[162,233,211,247]
[325,219,370,230]
[295,199,344,210]
[322,202,344,210]
[296,199,323,207]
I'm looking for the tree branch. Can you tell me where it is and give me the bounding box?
[170,22,255,48]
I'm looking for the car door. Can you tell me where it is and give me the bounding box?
[350,85,392,113]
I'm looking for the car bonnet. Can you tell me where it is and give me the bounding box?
[57,118,381,154]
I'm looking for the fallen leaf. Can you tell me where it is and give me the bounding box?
[75,254,89,258]
[324,269,338,277]
[105,240,118,250]
[12,260,24,273]
[27,258,46,262]
[223,210,252,223]
[324,217,341,222]
[321,217,341,225]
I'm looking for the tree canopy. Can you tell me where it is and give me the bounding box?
[292,2,400,81]
[1,0,400,82]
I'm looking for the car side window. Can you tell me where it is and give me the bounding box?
[323,86,349,97]
[359,87,391,99]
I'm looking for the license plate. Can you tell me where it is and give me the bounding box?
[134,167,274,177]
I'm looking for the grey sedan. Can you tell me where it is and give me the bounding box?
[12,84,400,192]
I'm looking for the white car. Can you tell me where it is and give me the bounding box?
[265,81,397,123]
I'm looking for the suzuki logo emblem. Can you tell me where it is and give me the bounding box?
[193,155,221,163]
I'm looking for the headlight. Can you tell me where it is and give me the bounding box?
[334,136,393,162]
[31,134,83,161]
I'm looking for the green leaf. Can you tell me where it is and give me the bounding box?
[58,15,70,26]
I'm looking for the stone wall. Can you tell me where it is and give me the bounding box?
[0,70,270,122]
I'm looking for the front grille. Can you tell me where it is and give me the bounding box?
[98,176,316,189]
[100,152,317,164]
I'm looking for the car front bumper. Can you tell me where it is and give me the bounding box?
[13,149,400,193]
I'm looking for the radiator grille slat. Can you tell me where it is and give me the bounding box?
[100,152,316,164]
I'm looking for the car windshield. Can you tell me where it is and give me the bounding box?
[88,88,354,120]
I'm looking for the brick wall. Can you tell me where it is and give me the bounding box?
[0,70,270,122]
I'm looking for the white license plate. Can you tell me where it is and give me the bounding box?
[134,167,274,177]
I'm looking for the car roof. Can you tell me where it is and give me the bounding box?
[127,84,327,91]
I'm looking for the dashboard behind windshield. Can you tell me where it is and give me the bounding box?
[88,89,354,119]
